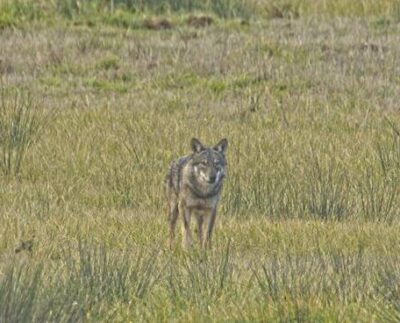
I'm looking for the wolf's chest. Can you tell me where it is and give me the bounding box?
[184,193,219,210]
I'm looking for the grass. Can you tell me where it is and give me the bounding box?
[1,0,400,321]
[1,0,400,30]
[0,88,48,178]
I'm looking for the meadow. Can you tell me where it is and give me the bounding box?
[0,0,400,321]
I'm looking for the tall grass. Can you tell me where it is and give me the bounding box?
[0,243,161,322]
[376,257,400,322]
[250,250,387,321]
[357,122,400,222]
[166,243,233,312]
[0,89,45,178]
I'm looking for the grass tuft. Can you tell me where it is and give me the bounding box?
[0,88,47,178]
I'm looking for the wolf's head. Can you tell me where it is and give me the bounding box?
[190,138,228,191]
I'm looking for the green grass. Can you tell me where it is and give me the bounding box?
[1,0,400,29]
[1,0,400,322]
[0,88,48,177]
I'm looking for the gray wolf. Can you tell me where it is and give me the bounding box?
[165,138,228,249]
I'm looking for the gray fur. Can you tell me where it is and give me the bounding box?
[165,138,228,249]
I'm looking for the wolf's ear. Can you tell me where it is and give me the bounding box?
[191,138,205,153]
[214,138,228,154]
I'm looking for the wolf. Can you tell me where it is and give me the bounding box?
[165,138,228,249]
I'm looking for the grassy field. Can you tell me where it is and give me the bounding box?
[0,0,400,322]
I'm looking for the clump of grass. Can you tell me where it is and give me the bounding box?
[142,17,173,30]
[95,55,120,70]
[0,89,46,178]
[186,15,214,28]
[252,250,371,321]
[303,148,351,220]
[0,243,161,322]
[65,242,161,305]
[0,0,48,29]
[0,262,84,322]
[166,243,233,315]
[0,264,43,323]
[377,118,400,176]
[375,257,400,322]
[265,1,301,19]
[356,123,400,222]
[357,166,399,222]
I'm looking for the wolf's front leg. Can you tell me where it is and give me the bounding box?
[179,202,192,249]
[203,208,217,249]
[196,215,204,246]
